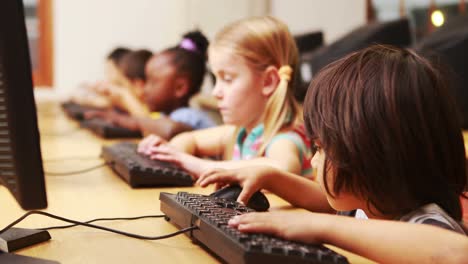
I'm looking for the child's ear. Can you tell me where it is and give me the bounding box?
[261,66,280,97]
[174,77,190,98]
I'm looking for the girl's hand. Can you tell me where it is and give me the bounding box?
[228,211,329,244]
[137,134,168,155]
[94,83,128,107]
[84,110,117,122]
[147,144,215,178]
[197,166,275,205]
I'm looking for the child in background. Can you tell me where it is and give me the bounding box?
[70,47,131,108]
[89,31,216,138]
[138,16,312,179]
[92,49,153,116]
[103,47,132,87]
[197,45,468,264]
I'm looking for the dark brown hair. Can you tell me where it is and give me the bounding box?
[162,30,209,99]
[304,45,467,220]
[107,46,131,64]
[119,49,153,82]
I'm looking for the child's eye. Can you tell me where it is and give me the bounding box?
[222,75,233,83]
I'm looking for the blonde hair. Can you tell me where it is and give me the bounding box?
[210,16,302,158]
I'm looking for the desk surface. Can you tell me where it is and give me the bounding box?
[0,101,374,264]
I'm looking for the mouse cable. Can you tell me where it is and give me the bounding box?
[39,214,166,230]
[0,211,197,240]
[45,162,108,176]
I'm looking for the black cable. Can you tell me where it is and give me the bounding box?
[45,162,108,176]
[0,211,197,240]
[40,215,166,230]
[43,156,101,163]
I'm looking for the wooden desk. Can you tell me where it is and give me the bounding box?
[0,101,374,264]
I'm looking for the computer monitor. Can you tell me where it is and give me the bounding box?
[414,16,468,128]
[0,1,47,210]
[296,19,412,102]
[0,1,52,258]
[294,31,323,54]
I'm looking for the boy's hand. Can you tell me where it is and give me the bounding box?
[228,211,330,244]
[197,166,275,205]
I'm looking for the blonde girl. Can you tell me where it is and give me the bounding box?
[138,16,312,178]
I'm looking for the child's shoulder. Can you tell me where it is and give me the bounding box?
[400,203,466,235]
[169,107,217,130]
[274,123,309,144]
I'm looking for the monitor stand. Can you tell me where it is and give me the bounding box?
[0,228,60,263]
[0,252,59,264]
[0,227,51,252]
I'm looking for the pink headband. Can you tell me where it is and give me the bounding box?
[179,38,198,52]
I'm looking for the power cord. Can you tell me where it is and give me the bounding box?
[0,211,197,240]
[40,215,166,230]
[45,162,108,176]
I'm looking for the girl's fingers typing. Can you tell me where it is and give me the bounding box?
[197,170,235,187]
[149,153,178,164]
[137,135,155,153]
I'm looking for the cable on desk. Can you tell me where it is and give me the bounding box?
[0,211,198,240]
[40,215,166,230]
[45,162,108,176]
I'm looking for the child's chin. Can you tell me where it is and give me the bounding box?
[221,116,233,124]
[223,120,241,127]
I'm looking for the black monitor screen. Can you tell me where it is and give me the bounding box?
[0,1,47,210]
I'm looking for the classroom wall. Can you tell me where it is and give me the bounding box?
[52,0,267,92]
[270,0,366,43]
[53,0,186,92]
[51,1,365,92]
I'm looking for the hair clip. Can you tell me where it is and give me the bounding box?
[179,38,198,52]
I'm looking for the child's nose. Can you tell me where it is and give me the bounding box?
[211,84,223,99]
[310,153,319,168]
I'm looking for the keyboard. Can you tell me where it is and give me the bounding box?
[160,192,349,264]
[61,101,101,120]
[101,142,193,187]
[81,118,142,138]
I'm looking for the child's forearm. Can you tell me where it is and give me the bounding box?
[170,131,198,154]
[209,158,289,171]
[139,118,192,140]
[122,94,149,117]
[263,168,332,213]
[200,161,332,213]
[321,215,468,264]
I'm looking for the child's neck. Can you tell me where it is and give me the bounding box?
[361,206,400,220]
[163,100,189,114]
[243,113,266,134]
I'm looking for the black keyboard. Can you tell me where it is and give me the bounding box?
[61,101,101,120]
[81,118,142,138]
[101,142,193,187]
[160,192,349,264]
